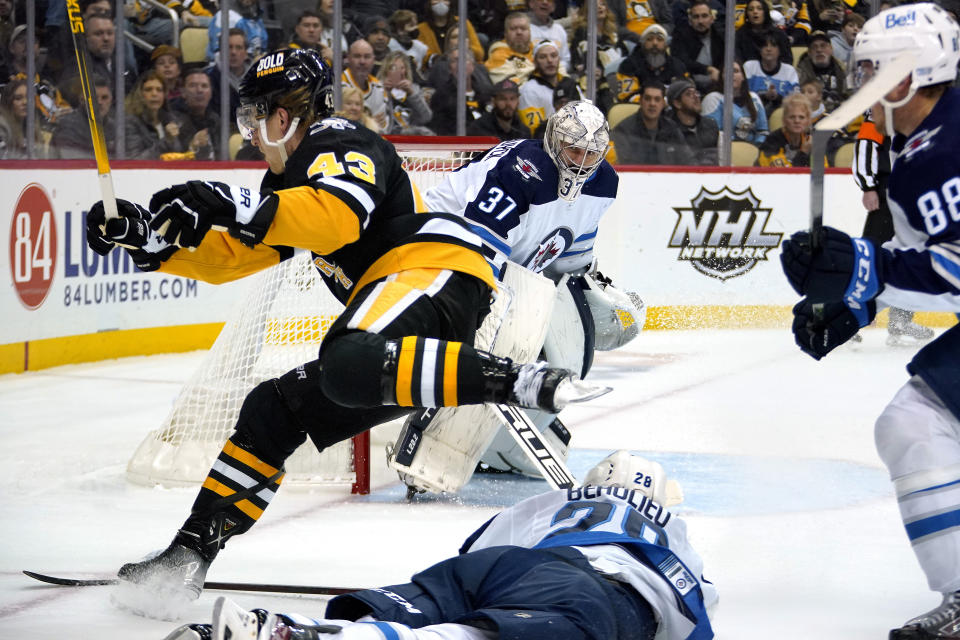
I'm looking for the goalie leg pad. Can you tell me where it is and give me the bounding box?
[387,264,558,494]
[542,274,594,379]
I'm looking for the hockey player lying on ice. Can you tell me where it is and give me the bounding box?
[163,451,715,640]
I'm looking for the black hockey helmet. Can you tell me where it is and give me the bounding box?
[236,48,334,139]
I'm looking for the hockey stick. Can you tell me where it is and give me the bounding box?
[23,571,359,595]
[490,404,577,489]
[809,51,916,249]
[65,0,118,221]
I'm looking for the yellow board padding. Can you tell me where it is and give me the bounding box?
[0,323,225,374]
[642,306,958,331]
[2,308,956,374]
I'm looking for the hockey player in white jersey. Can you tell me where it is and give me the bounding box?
[164,451,715,640]
[387,101,645,492]
[779,4,960,637]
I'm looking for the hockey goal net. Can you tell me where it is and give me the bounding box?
[126,137,498,494]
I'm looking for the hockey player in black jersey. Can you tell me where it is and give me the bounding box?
[85,48,609,614]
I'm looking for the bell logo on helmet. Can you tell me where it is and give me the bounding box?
[884,10,916,28]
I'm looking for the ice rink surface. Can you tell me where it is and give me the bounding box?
[0,327,943,639]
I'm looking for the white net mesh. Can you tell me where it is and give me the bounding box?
[126,139,495,491]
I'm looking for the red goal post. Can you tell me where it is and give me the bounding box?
[125,136,498,495]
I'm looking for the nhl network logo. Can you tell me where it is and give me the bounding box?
[669,186,783,280]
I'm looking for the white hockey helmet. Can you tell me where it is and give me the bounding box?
[852,3,960,110]
[583,450,684,506]
[544,100,609,202]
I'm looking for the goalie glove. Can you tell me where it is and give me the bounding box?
[86,199,177,272]
[149,180,279,249]
[792,297,875,361]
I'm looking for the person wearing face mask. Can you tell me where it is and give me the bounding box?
[418,0,486,67]
[388,9,429,74]
[378,51,434,134]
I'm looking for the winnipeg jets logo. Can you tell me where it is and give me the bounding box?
[514,157,543,182]
[669,186,783,280]
[524,228,573,272]
[901,126,941,161]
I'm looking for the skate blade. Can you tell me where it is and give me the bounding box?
[886,333,934,348]
[212,596,259,640]
[559,378,613,405]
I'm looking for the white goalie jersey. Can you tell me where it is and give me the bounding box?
[461,487,718,640]
[425,138,619,279]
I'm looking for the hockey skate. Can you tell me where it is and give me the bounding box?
[212,596,342,640]
[162,622,213,640]
[113,541,210,618]
[890,591,960,639]
[887,309,935,347]
[509,361,611,413]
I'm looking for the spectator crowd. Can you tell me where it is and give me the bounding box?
[1,0,958,164]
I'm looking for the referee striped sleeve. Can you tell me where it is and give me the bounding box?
[852,138,878,191]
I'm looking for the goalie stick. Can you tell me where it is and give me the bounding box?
[23,571,358,596]
[490,404,577,489]
[809,51,917,249]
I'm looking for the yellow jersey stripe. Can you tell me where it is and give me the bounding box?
[160,233,282,285]
[395,336,417,406]
[201,477,266,520]
[350,242,497,305]
[223,440,281,478]
[267,186,362,255]
[443,341,460,406]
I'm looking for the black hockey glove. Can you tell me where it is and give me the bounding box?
[791,297,876,361]
[780,226,885,313]
[149,180,279,249]
[86,199,177,272]
[86,199,151,255]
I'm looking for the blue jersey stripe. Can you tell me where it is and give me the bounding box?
[906,508,960,541]
[906,477,960,497]
[361,621,401,640]
[468,223,512,255]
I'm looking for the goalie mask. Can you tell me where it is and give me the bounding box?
[851,3,960,132]
[236,48,335,159]
[544,101,610,202]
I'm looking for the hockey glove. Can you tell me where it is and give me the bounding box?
[86,199,177,272]
[780,227,885,313]
[149,180,279,249]
[86,199,151,255]
[792,297,876,361]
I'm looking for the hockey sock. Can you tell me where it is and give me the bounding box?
[385,337,490,407]
[176,436,284,560]
[322,334,516,408]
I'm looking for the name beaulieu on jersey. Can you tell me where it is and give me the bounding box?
[668,186,784,280]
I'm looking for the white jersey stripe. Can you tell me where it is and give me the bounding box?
[420,338,440,407]
[211,459,277,503]
[318,176,377,217]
